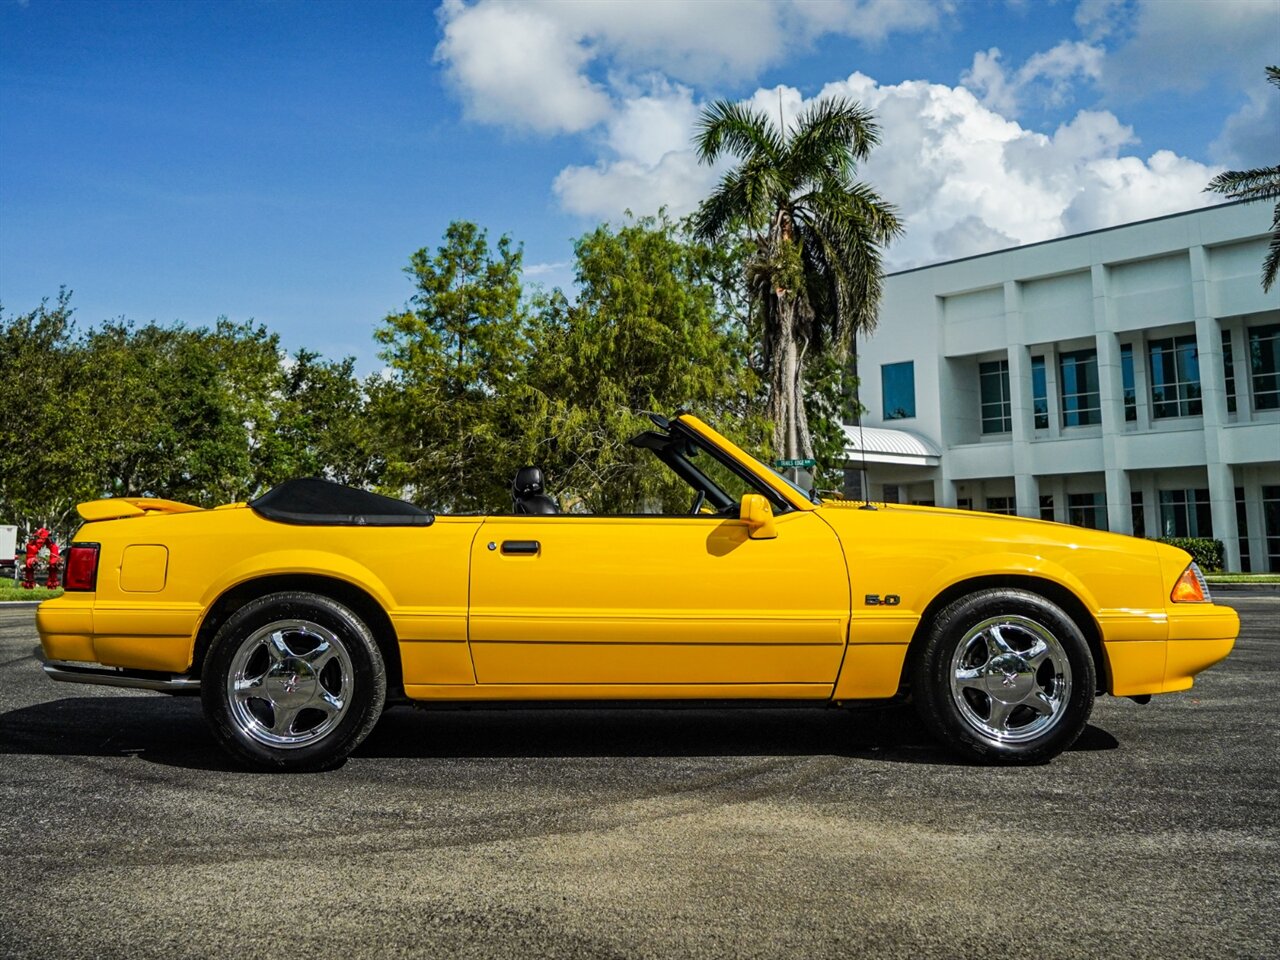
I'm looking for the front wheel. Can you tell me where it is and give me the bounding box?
[201,591,386,772]
[912,588,1095,765]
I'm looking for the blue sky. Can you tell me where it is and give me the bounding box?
[2,0,1277,372]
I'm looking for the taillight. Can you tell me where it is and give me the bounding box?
[64,543,100,591]
[1171,562,1210,603]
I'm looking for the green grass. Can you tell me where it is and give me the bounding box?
[1205,573,1280,584]
[0,583,63,602]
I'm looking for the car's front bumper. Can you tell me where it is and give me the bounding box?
[1105,603,1238,697]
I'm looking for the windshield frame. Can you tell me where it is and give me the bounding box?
[672,414,819,513]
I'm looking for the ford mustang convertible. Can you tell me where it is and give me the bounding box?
[36,413,1238,770]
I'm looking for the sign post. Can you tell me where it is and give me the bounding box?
[774,459,817,492]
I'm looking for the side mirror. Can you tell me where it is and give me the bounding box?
[740,493,777,540]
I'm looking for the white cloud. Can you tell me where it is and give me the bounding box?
[434,1,952,133]
[554,150,716,221]
[550,71,1221,270]
[433,0,611,134]
[1090,0,1279,97]
[962,41,1103,115]
[815,74,1220,266]
[1212,70,1280,167]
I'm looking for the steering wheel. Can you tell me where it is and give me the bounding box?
[690,489,706,515]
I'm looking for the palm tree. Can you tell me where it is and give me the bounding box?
[1206,66,1280,292]
[692,96,901,463]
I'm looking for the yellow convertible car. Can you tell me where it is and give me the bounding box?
[37,413,1237,770]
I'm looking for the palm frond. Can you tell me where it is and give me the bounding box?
[694,100,783,166]
[787,96,880,177]
[1265,202,1280,292]
[1206,166,1280,201]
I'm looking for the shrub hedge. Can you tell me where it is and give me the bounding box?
[1154,537,1225,572]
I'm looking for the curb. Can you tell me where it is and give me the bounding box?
[1207,583,1280,595]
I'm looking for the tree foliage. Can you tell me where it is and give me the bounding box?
[1206,65,1280,292]
[0,297,374,538]
[3,213,828,535]
[373,221,530,512]
[524,213,767,513]
[692,95,900,468]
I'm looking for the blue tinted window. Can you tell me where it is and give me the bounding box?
[882,361,915,420]
[1059,349,1100,427]
[1121,343,1136,421]
[1031,356,1048,429]
[1149,335,1201,418]
[1251,323,1280,410]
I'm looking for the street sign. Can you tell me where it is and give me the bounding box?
[774,458,816,468]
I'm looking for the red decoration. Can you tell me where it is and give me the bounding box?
[22,527,61,590]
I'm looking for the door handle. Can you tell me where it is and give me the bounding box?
[501,540,540,556]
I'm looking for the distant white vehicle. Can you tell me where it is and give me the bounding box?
[0,525,16,579]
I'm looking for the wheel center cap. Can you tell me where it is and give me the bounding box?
[265,657,317,706]
[986,653,1033,701]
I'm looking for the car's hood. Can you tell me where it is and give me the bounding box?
[817,498,1157,553]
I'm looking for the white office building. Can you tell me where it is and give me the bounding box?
[847,200,1280,572]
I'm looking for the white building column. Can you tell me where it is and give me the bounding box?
[1005,281,1038,518]
[1093,264,1131,534]
[1190,245,1240,569]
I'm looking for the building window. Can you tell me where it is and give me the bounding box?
[844,468,865,504]
[1236,487,1250,573]
[1068,492,1108,530]
[1121,343,1137,422]
[1031,356,1049,429]
[1250,323,1280,411]
[881,484,901,504]
[979,360,1012,434]
[882,361,916,420]
[985,496,1016,515]
[1131,490,1145,538]
[1059,349,1101,427]
[1159,488,1212,538]
[1223,330,1237,414]
[1264,485,1280,573]
[1039,495,1054,521]
[1149,334,1202,419]
[956,498,973,511]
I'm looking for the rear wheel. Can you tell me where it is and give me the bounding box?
[201,591,386,771]
[913,588,1095,764]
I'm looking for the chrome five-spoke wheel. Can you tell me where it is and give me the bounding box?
[227,619,354,748]
[949,615,1071,743]
[913,588,1095,764]
[203,591,386,771]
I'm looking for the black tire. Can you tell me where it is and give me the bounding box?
[912,588,1095,765]
[201,591,386,772]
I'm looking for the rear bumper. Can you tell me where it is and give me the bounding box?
[36,596,195,673]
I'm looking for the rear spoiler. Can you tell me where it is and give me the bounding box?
[77,498,205,522]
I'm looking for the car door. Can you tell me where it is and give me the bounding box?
[466,509,850,693]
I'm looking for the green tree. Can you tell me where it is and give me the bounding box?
[692,95,901,470]
[252,350,382,491]
[526,213,767,513]
[79,318,281,506]
[0,290,94,531]
[374,221,529,512]
[1206,65,1280,291]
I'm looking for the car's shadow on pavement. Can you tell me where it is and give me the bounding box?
[0,694,1118,770]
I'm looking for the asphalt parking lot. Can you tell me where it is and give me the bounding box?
[1,598,1276,960]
